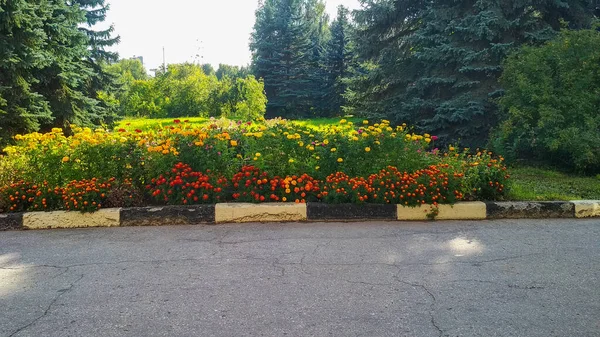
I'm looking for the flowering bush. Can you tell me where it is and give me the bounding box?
[442,148,510,201]
[146,163,227,205]
[0,118,510,213]
[0,178,115,213]
[230,166,321,203]
[322,166,462,205]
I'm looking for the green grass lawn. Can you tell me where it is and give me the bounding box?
[508,166,600,201]
[117,117,209,131]
[290,117,361,129]
[117,116,361,131]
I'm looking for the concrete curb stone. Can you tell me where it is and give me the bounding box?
[307,203,396,221]
[121,205,215,226]
[0,213,23,231]
[398,202,487,220]
[216,203,306,223]
[23,209,121,230]
[571,200,600,218]
[486,201,574,219]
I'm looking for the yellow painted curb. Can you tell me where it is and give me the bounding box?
[572,200,600,218]
[397,202,487,220]
[215,203,307,223]
[23,208,121,229]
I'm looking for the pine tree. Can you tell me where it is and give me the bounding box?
[350,0,596,145]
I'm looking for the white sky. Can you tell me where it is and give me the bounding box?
[103,0,361,71]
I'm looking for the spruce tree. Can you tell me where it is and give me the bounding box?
[71,0,121,128]
[251,0,329,118]
[323,5,353,115]
[350,0,596,145]
[0,0,54,143]
[32,1,103,131]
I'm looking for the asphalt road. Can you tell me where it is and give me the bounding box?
[1,219,599,337]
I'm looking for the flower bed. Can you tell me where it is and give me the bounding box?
[0,118,509,213]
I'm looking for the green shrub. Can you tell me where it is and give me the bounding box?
[493,28,600,174]
[115,63,267,121]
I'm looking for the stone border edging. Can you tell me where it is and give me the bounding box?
[0,201,598,231]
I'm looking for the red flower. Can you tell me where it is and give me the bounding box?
[173,119,181,124]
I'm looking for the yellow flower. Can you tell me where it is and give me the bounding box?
[253,157,258,161]
[62,156,70,163]
[365,147,371,152]
[51,128,62,133]
[340,119,347,124]
[255,152,261,157]
[289,159,294,163]
[425,138,432,144]
[331,148,337,152]
[449,146,455,151]
[363,120,369,125]
[424,133,431,138]
[230,140,238,147]
[352,136,359,141]
[323,139,330,145]
[316,166,320,170]
[337,158,344,163]
[375,141,381,145]
[362,133,369,138]
[298,141,304,147]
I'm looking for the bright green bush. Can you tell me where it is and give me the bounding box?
[114,63,267,121]
[493,28,600,174]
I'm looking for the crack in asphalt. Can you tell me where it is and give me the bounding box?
[8,273,85,337]
[0,251,540,279]
[344,280,394,287]
[393,273,443,337]
[298,240,331,276]
[271,258,285,277]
